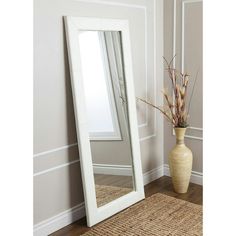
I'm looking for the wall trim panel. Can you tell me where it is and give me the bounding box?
[172,0,203,140]
[33,143,78,158]
[33,135,157,177]
[33,159,80,177]
[33,132,156,161]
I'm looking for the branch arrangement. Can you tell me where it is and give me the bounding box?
[137,56,197,128]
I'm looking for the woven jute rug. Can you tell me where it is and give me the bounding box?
[95,185,132,207]
[83,193,202,236]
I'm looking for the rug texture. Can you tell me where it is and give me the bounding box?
[82,193,202,236]
[95,185,132,207]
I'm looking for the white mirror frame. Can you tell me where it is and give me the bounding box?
[64,16,145,227]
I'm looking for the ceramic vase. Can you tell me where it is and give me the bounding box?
[169,127,193,193]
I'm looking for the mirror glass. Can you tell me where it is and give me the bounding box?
[78,30,134,207]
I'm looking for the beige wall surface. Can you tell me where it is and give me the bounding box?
[34,0,163,227]
[164,0,203,173]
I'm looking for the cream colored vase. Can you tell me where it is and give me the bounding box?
[169,128,193,193]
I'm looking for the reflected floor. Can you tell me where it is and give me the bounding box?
[95,185,132,207]
[94,174,133,207]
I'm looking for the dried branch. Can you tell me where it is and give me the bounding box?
[161,90,176,125]
[137,97,175,125]
[137,56,196,128]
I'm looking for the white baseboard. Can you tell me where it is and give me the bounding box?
[163,164,203,185]
[33,202,85,236]
[93,163,133,176]
[33,165,164,236]
[143,165,164,185]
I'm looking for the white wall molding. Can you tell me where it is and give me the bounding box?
[172,0,203,140]
[75,0,146,9]
[93,163,133,176]
[34,165,164,236]
[173,0,203,70]
[33,133,156,159]
[182,0,202,5]
[163,164,203,185]
[33,159,80,177]
[152,0,157,137]
[143,165,164,185]
[181,0,202,74]
[33,143,78,158]
[33,133,156,177]
[139,133,156,142]
[33,202,85,236]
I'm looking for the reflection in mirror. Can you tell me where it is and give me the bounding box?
[78,30,134,207]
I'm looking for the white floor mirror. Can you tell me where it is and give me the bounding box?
[64,16,145,227]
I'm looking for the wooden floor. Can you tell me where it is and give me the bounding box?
[50,176,202,236]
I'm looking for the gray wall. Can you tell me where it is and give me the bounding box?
[34,0,163,227]
[164,0,203,173]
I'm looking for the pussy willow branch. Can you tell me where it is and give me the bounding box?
[163,55,176,87]
[163,56,180,117]
[138,56,197,128]
[163,54,176,69]
[161,91,176,125]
